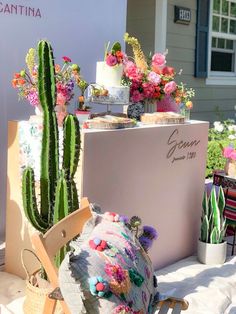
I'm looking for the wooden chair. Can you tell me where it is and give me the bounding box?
[31,197,189,314]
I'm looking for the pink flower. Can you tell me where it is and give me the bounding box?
[142,82,155,99]
[106,54,118,66]
[131,90,144,103]
[164,81,177,94]
[56,92,67,106]
[147,71,161,84]
[124,61,143,82]
[223,147,235,158]
[62,56,71,63]
[230,151,236,160]
[156,95,179,112]
[152,53,166,68]
[162,66,175,76]
[26,90,39,107]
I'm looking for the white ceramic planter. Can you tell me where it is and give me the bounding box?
[197,240,227,265]
[75,111,90,126]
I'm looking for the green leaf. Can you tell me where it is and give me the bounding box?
[200,215,209,242]
[210,186,221,231]
[111,42,121,54]
[202,190,209,217]
[210,226,219,244]
[218,186,225,216]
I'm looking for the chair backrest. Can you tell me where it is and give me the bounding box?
[31,197,92,288]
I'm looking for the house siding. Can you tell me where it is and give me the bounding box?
[167,0,236,123]
[126,0,236,123]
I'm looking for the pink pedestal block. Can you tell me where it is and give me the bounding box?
[81,121,209,269]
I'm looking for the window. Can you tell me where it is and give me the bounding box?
[209,0,236,79]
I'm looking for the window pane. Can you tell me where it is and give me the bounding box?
[211,51,234,71]
[230,3,236,17]
[221,17,228,32]
[218,38,225,48]
[213,15,220,31]
[226,39,233,49]
[212,37,217,47]
[230,19,236,34]
[222,0,229,15]
[213,0,220,13]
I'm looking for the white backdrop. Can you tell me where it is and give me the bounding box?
[0,0,127,238]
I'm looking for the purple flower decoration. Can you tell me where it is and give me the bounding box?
[138,235,153,252]
[106,54,118,66]
[142,225,158,240]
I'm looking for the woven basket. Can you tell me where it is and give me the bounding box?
[22,249,62,314]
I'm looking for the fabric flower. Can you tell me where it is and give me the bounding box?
[163,81,177,94]
[128,268,144,287]
[106,54,118,66]
[105,263,131,295]
[138,236,152,252]
[103,212,127,223]
[88,276,109,297]
[142,225,158,240]
[89,238,107,251]
[152,53,166,68]
[113,305,135,314]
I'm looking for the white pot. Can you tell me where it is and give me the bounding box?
[75,111,90,126]
[197,240,227,265]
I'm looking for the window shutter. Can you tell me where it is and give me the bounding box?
[195,0,210,77]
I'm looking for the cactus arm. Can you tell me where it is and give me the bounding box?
[22,167,48,232]
[70,180,79,212]
[53,172,70,225]
[200,215,209,242]
[62,114,80,178]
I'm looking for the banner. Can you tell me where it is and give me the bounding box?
[0,0,127,237]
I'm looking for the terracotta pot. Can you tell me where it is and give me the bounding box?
[197,240,227,265]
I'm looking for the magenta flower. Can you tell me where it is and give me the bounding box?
[26,90,39,107]
[142,82,155,99]
[147,71,161,84]
[124,61,143,82]
[164,81,177,94]
[62,56,71,63]
[106,54,118,66]
[230,151,236,160]
[223,147,235,158]
[152,53,166,68]
[131,90,144,103]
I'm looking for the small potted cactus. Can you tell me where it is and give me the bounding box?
[197,185,228,264]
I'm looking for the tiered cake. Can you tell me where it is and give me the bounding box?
[88,61,130,105]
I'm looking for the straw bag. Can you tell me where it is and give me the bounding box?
[22,249,62,314]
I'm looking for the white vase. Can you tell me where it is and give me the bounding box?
[197,240,227,265]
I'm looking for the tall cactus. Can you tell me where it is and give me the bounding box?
[22,40,81,237]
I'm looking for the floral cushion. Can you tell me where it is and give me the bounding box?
[59,211,158,314]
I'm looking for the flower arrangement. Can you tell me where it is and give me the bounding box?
[123,33,194,112]
[12,47,81,112]
[105,41,126,67]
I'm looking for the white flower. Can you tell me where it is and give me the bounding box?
[228,134,236,140]
[228,125,236,132]
[213,121,224,132]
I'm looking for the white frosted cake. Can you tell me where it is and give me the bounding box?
[88,61,130,105]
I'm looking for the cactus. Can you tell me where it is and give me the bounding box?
[200,186,227,244]
[22,40,81,242]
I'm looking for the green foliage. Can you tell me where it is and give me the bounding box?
[111,42,121,54]
[206,119,236,178]
[22,39,81,246]
[200,186,227,244]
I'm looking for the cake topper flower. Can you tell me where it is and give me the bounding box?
[104,41,127,67]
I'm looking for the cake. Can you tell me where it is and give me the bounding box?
[87,115,136,129]
[88,43,130,105]
[141,112,185,124]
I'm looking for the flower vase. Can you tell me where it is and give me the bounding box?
[127,103,144,121]
[179,106,191,121]
[143,102,156,113]
[55,104,68,127]
[225,158,236,178]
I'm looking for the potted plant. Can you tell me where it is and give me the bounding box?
[197,185,227,264]
[74,79,91,125]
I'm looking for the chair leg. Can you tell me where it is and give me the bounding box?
[232,227,236,256]
[43,296,57,314]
